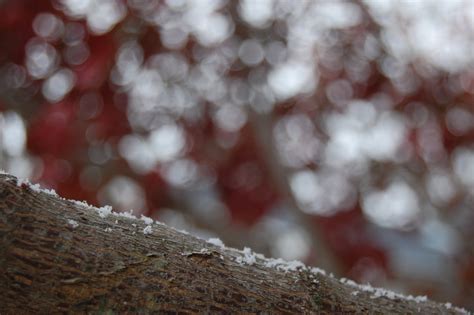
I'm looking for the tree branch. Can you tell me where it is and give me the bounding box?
[0,174,467,314]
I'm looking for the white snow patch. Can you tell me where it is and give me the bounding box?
[17,177,58,196]
[340,278,429,303]
[233,246,325,275]
[140,214,154,225]
[105,227,113,232]
[0,169,7,174]
[441,303,469,314]
[207,237,225,248]
[97,205,113,218]
[236,247,257,265]
[71,200,95,210]
[115,210,137,219]
[143,225,153,235]
[264,258,306,272]
[67,219,79,228]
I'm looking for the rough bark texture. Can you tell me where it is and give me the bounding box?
[0,174,467,314]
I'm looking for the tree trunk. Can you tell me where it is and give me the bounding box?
[0,174,467,314]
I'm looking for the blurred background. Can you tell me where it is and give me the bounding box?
[1,0,474,309]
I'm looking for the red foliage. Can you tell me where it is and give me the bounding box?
[73,35,117,91]
[28,99,79,156]
[217,128,279,225]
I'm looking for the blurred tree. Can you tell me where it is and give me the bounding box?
[0,0,473,309]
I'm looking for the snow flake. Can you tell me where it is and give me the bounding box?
[97,205,112,218]
[71,200,95,210]
[236,247,257,265]
[67,219,79,228]
[140,214,153,225]
[143,225,153,235]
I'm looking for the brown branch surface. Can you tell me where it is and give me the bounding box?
[0,174,466,314]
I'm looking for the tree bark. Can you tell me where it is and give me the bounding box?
[0,174,467,314]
